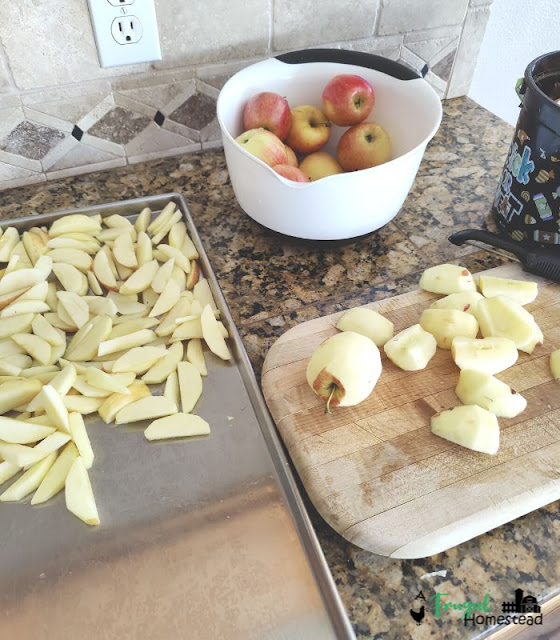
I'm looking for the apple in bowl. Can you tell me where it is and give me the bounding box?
[286,105,332,154]
[322,73,375,126]
[243,92,293,141]
[337,122,392,171]
[235,128,287,167]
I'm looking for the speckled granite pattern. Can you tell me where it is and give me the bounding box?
[0,97,556,640]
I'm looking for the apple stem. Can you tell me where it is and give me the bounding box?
[325,384,337,414]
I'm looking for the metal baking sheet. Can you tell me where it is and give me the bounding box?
[0,193,354,640]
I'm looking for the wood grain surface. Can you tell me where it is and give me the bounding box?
[262,264,560,559]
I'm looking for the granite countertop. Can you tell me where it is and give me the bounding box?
[1,96,558,640]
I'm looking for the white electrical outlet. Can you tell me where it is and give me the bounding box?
[87,0,162,68]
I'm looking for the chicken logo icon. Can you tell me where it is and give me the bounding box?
[410,591,426,625]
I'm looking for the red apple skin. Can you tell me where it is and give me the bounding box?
[272,164,311,183]
[286,105,332,154]
[337,122,392,171]
[322,74,375,126]
[235,128,288,167]
[243,92,293,141]
[284,144,299,167]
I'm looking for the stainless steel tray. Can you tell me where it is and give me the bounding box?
[0,193,355,640]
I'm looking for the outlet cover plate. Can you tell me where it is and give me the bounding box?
[87,0,162,68]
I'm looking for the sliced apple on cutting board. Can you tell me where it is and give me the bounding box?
[419,264,477,294]
[335,307,394,346]
[451,336,518,375]
[419,308,479,350]
[478,274,538,305]
[455,369,527,418]
[383,324,437,371]
[431,405,500,454]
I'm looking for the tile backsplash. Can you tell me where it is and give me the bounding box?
[0,0,493,190]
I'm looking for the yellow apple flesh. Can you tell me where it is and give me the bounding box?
[383,324,437,371]
[336,307,394,347]
[419,308,479,349]
[455,369,527,418]
[419,264,476,294]
[431,405,499,454]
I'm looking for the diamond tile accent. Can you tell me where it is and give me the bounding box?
[0,120,65,161]
[432,50,456,82]
[154,110,165,126]
[71,125,84,141]
[88,106,151,145]
[169,93,216,132]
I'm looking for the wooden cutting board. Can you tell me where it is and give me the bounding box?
[261,264,560,558]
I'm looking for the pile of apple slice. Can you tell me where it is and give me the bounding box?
[310,263,558,456]
[0,202,231,525]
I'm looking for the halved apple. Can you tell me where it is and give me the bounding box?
[431,405,499,454]
[384,324,437,371]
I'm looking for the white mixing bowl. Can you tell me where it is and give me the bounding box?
[217,49,442,240]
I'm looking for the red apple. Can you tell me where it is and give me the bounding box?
[286,105,331,154]
[235,128,288,167]
[337,122,392,171]
[272,164,310,183]
[284,144,299,167]
[322,74,375,126]
[243,92,292,141]
[299,151,343,181]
